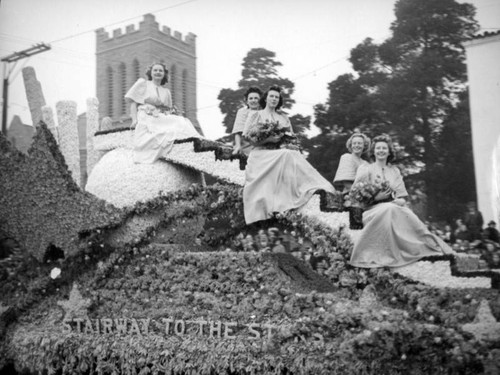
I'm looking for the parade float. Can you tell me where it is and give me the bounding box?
[1,119,500,375]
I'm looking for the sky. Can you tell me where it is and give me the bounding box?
[0,0,499,140]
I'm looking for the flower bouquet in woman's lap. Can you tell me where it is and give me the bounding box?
[348,174,393,207]
[245,119,300,151]
[241,86,336,224]
[349,134,451,268]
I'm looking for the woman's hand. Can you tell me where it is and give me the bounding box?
[232,145,242,155]
[374,188,392,202]
[392,198,406,206]
[264,135,282,144]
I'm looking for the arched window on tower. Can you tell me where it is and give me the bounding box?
[170,64,177,107]
[133,59,140,81]
[119,63,127,116]
[106,66,114,117]
[182,70,188,117]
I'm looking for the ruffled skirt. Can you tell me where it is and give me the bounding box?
[134,111,201,164]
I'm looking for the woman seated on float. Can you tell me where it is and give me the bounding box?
[125,62,203,164]
[231,86,262,156]
[242,85,336,224]
[349,134,452,268]
[333,132,371,193]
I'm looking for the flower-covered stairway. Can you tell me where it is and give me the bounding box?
[86,128,499,290]
[2,123,500,374]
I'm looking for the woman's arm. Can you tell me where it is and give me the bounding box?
[387,166,408,206]
[232,108,248,154]
[233,133,242,155]
[165,88,173,110]
[259,134,282,144]
[130,102,138,128]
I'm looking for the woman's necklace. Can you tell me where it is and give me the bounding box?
[152,82,163,103]
[269,111,278,124]
[374,163,387,179]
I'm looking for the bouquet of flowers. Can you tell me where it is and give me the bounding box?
[245,120,284,143]
[348,175,392,206]
[245,119,300,150]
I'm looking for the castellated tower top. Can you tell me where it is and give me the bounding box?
[94,13,201,132]
[96,13,196,56]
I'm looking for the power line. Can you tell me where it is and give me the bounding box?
[292,56,349,81]
[1,43,51,134]
[48,0,198,45]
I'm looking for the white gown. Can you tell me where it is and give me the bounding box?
[125,78,202,164]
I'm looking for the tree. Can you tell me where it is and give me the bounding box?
[432,93,476,221]
[218,48,295,134]
[306,0,479,221]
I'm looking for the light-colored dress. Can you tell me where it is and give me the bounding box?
[125,78,202,164]
[242,110,336,224]
[333,153,367,189]
[350,163,452,268]
[231,106,255,156]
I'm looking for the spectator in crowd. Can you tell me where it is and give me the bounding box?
[454,219,470,242]
[484,220,500,243]
[463,201,484,241]
[489,252,500,269]
[442,224,455,244]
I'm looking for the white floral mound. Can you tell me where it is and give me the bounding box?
[164,142,245,186]
[298,194,352,235]
[86,148,202,208]
[393,260,491,289]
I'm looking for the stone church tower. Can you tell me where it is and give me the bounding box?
[95,13,201,133]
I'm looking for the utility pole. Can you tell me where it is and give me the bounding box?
[1,43,51,135]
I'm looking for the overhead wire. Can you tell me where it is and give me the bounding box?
[3,1,454,117]
[47,0,199,45]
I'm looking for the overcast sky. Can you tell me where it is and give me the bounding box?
[1,0,499,139]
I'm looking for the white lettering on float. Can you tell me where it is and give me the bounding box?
[63,317,275,340]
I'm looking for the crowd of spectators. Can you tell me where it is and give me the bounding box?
[201,201,499,272]
[426,202,500,269]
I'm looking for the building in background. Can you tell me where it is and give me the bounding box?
[464,31,500,223]
[95,13,201,133]
[7,116,34,154]
[8,14,201,188]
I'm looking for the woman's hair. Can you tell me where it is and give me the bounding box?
[259,85,284,110]
[243,86,262,103]
[370,134,396,163]
[346,133,371,154]
[145,62,169,85]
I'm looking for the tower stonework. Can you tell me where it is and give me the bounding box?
[95,13,201,132]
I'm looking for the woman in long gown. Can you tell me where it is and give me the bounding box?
[125,62,202,164]
[242,85,336,224]
[350,134,452,268]
[333,133,370,193]
[231,86,262,156]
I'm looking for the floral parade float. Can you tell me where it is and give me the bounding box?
[1,119,500,375]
